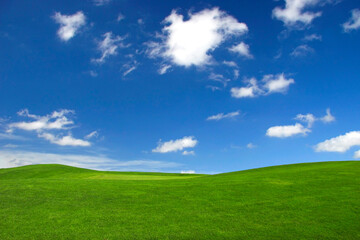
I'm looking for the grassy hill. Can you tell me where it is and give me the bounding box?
[0,161,359,239]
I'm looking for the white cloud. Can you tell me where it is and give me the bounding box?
[303,33,322,41]
[147,7,248,67]
[209,73,230,87]
[223,61,238,68]
[93,0,111,6]
[181,170,196,174]
[291,44,314,57]
[343,9,360,32]
[295,108,335,127]
[231,74,294,98]
[295,113,316,127]
[152,136,198,153]
[321,108,335,123]
[38,133,91,147]
[272,0,323,27]
[207,111,240,121]
[158,64,172,75]
[0,150,181,171]
[266,123,310,138]
[353,150,360,159]
[8,109,74,132]
[92,32,125,64]
[85,131,98,139]
[229,42,253,58]
[231,78,262,98]
[315,131,360,153]
[206,85,222,91]
[263,74,295,94]
[0,133,26,140]
[182,150,195,156]
[53,11,86,41]
[246,143,256,149]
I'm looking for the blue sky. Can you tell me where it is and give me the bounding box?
[1,0,360,173]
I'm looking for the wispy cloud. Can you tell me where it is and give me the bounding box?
[343,9,360,32]
[207,111,240,121]
[92,32,125,64]
[231,73,294,98]
[93,0,111,6]
[152,136,198,153]
[53,11,86,41]
[303,33,322,41]
[38,133,91,147]
[0,150,181,171]
[291,44,314,57]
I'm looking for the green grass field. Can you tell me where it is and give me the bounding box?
[0,161,359,239]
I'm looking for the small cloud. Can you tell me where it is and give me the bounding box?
[223,61,238,68]
[207,111,240,121]
[303,33,322,41]
[321,108,335,123]
[182,150,195,156]
[354,149,360,159]
[246,143,256,149]
[229,42,253,59]
[343,9,360,32]
[266,123,310,138]
[180,170,196,174]
[92,32,125,64]
[158,64,171,75]
[291,44,314,57]
[117,13,125,22]
[231,73,294,98]
[93,0,111,6]
[53,11,86,41]
[85,131,98,140]
[152,136,198,153]
[295,113,316,128]
[206,85,222,91]
[137,19,144,25]
[89,70,98,77]
[209,73,230,87]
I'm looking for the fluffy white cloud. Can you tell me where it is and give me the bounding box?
[229,42,253,58]
[182,150,195,156]
[8,109,74,132]
[207,111,240,121]
[343,9,360,32]
[152,136,198,153]
[291,44,314,57]
[231,78,262,98]
[266,123,310,138]
[315,131,360,153]
[92,32,125,64]
[321,108,335,123]
[272,0,323,27]
[38,133,91,147]
[180,170,196,174]
[231,74,294,98]
[147,8,248,67]
[0,150,181,171]
[53,11,86,41]
[263,74,295,94]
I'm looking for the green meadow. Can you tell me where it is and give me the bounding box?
[0,161,359,240]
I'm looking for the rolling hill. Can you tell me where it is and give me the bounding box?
[0,161,359,239]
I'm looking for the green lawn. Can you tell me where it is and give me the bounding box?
[0,161,359,239]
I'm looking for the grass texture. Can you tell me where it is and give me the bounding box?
[0,161,359,239]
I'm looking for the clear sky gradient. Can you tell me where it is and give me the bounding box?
[1,0,360,173]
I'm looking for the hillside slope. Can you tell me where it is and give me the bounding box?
[0,161,359,240]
